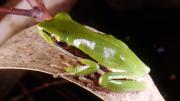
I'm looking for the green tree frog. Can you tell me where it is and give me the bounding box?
[37,13,150,92]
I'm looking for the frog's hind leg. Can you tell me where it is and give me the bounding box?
[65,59,99,76]
[99,72,147,92]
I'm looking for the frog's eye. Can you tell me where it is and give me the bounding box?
[42,29,58,44]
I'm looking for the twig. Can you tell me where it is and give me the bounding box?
[34,0,51,19]
[0,7,39,18]
[0,0,21,19]
[27,0,52,20]
[0,0,52,21]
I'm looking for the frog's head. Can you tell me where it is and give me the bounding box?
[37,12,73,44]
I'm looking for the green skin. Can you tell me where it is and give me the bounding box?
[37,13,150,92]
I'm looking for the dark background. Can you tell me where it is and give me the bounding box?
[0,0,179,101]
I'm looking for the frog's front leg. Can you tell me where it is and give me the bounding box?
[99,72,147,92]
[65,59,99,76]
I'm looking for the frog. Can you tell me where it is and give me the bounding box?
[37,12,150,92]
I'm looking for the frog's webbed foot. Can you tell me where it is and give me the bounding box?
[65,59,99,76]
[99,72,147,92]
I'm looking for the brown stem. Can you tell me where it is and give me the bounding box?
[0,0,52,21]
[27,0,52,20]
[0,7,34,17]
[34,0,52,19]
